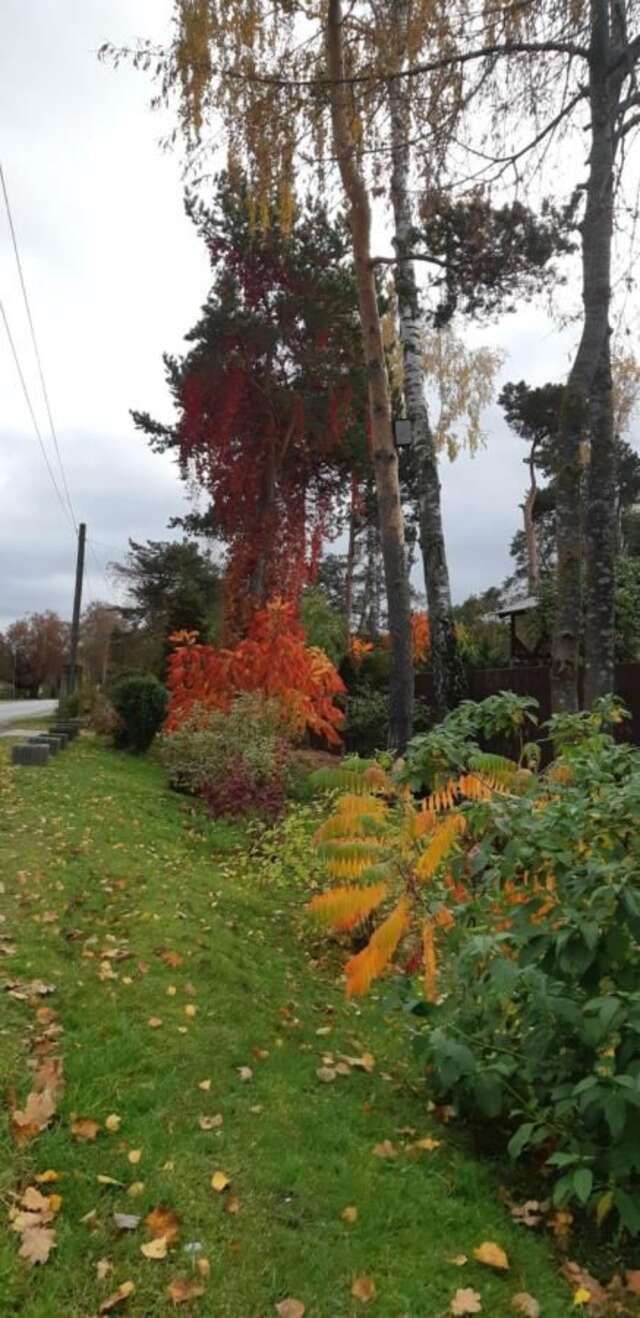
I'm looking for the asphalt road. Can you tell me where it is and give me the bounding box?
[0,699,57,726]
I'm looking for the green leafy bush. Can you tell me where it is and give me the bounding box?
[408,702,640,1234]
[110,674,168,753]
[159,693,289,819]
[401,691,539,792]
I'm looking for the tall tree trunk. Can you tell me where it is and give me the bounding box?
[551,0,617,712]
[387,0,466,719]
[522,445,539,594]
[327,0,414,751]
[344,474,358,631]
[584,340,617,703]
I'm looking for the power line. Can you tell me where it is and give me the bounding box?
[0,296,75,530]
[0,163,78,530]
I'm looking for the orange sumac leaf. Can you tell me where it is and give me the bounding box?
[307,882,388,932]
[415,813,466,884]
[345,899,410,997]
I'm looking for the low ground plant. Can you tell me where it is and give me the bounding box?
[160,693,289,821]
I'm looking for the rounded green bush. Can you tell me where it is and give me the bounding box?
[110,675,168,753]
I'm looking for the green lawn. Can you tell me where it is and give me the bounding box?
[0,738,574,1317]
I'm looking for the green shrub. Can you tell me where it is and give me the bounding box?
[407,703,640,1234]
[159,693,289,814]
[110,675,168,753]
[401,690,539,792]
[58,692,81,720]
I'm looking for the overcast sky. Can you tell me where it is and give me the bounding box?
[0,1,585,631]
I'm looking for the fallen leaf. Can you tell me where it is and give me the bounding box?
[145,1206,181,1244]
[113,1212,141,1231]
[343,1052,375,1073]
[626,1271,640,1295]
[372,1140,397,1158]
[413,1137,441,1152]
[237,1066,253,1082]
[97,1258,113,1280]
[316,1066,337,1083]
[511,1295,540,1318]
[211,1171,230,1193]
[18,1223,56,1266]
[167,1277,205,1305]
[148,1017,163,1029]
[97,1175,123,1187]
[167,985,177,996]
[275,1301,306,1318]
[184,1005,197,1018]
[510,1199,548,1229]
[128,1182,145,1198]
[21,1186,52,1213]
[197,1257,210,1277]
[99,1280,135,1312]
[573,1290,591,1307]
[141,1237,168,1260]
[199,1114,223,1130]
[11,1087,57,1143]
[450,1289,482,1315]
[450,1255,468,1267]
[351,1276,376,1303]
[473,1242,509,1271]
[335,1061,351,1076]
[549,1208,573,1248]
[198,1079,211,1092]
[161,951,183,968]
[341,1205,358,1223]
[71,1117,101,1142]
[561,1262,608,1312]
[105,1114,121,1133]
[225,1195,241,1215]
[138,960,150,975]
[128,1149,142,1165]
[35,1169,59,1184]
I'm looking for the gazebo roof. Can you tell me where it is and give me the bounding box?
[495,594,538,619]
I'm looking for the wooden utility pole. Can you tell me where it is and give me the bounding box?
[67,522,86,695]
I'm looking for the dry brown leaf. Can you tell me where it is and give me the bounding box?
[71,1117,101,1142]
[341,1205,358,1223]
[450,1255,468,1267]
[128,1149,142,1165]
[148,1016,163,1029]
[18,1225,56,1266]
[198,1114,223,1131]
[316,1066,337,1083]
[412,1137,441,1152]
[105,1114,121,1133]
[626,1270,640,1295]
[510,1199,548,1229]
[335,1061,351,1076]
[224,1194,241,1215]
[161,951,183,968]
[343,1052,375,1073]
[560,1262,609,1314]
[197,1257,210,1278]
[145,1206,180,1244]
[275,1301,306,1318]
[11,1087,57,1143]
[237,1066,253,1082]
[473,1241,509,1271]
[99,1280,135,1312]
[211,1171,230,1193]
[113,1212,140,1231]
[21,1186,52,1214]
[138,960,150,974]
[511,1295,540,1318]
[198,1079,211,1092]
[97,1258,113,1280]
[450,1288,482,1315]
[184,1004,197,1018]
[167,1277,205,1305]
[549,1208,573,1248]
[351,1276,376,1303]
[33,1055,64,1096]
[372,1140,397,1158]
[141,1237,168,1260]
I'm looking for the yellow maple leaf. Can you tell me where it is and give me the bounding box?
[211,1170,230,1193]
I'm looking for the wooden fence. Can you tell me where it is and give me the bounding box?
[415,663,640,757]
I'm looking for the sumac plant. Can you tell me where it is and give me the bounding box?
[308,697,640,1234]
[166,598,345,745]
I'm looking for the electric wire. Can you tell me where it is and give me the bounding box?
[0,163,78,531]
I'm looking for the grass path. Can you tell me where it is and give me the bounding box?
[0,738,574,1317]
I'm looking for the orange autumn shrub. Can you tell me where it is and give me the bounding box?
[166,598,345,745]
